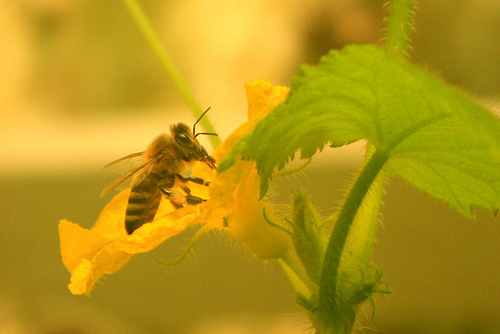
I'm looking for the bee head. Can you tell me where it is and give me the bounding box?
[171,123,217,169]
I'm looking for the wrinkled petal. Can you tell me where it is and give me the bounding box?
[213,80,290,161]
[199,80,291,259]
[59,189,200,295]
[221,161,290,259]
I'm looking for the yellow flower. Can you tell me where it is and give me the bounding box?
[59,79,290,295]
[59,190,201,295]
[199,79,291,259]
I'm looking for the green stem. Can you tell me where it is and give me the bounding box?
[122,0,221,148]
[384,0,415,61]
[317,150,388,333]
[349,144,385,266]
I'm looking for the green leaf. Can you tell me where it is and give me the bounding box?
[222,44,500,216]
[290,189,328,285]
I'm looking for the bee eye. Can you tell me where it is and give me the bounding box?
[176,133,193,145]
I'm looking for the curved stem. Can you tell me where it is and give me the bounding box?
[349,144,385,266]
[384,0,415,61]
[317,150,389,333]
[122,0,221,148]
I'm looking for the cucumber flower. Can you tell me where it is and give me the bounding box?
[59,79,290,295]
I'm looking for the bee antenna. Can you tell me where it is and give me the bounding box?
[193,107,212,135]
[194,132,218,138]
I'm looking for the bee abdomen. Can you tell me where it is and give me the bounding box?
[125,179,162,235]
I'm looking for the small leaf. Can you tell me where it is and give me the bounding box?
[290,190,327,285]
[223,44,500,216]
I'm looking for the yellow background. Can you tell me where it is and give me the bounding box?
[1,1,499,333]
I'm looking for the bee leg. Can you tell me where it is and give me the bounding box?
[159,187,207,208]
[178,184,207,205]
[180,184,192,195]
[175,174,211,186]
[185,195,206,205]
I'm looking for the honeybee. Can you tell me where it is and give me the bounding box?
[101,108,217,234]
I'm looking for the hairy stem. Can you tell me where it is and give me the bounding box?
[349,144,385,266]
[317,150,388,333]
[384,0,415,61]
[122,0,221,148]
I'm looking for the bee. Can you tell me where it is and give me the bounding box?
[101,108,217,235]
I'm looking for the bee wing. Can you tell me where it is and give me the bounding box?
[100,157,156,197]
[100,152,145,170]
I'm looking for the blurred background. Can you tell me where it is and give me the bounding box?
[1,0,499,333]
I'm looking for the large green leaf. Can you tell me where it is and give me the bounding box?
[220,44,500,216]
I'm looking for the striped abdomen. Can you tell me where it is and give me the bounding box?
[125,176,163,235]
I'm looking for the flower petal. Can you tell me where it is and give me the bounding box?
[59,219,111,274]
[213,80,289,161]
[223,164,290,259]
[200,80,291,259]
[59,189,200,295]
